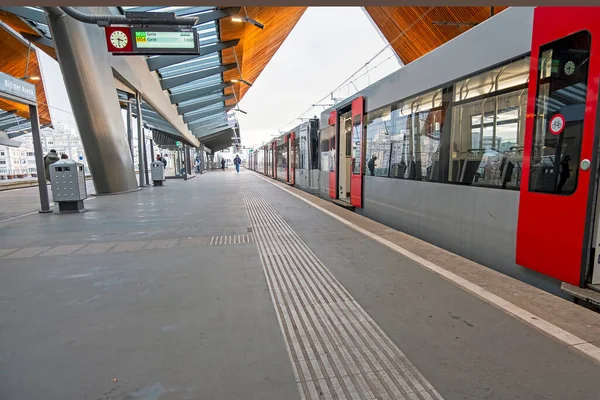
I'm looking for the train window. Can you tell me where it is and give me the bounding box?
[299,136,306,170]
[320,126,332,172]
[310,124,319,170]
[455,56,530,102]
[389,111,412,179]
[365,108,392,177]
[352,115,362,175]
[529,31,591,195]
[450,89,527,189]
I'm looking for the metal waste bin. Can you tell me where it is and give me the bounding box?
[49,159,87,212]
[151,161,165,186]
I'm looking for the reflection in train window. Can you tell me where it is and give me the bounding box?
[450,89,527,189]
[529,30,591,195]
[320,126,332,172]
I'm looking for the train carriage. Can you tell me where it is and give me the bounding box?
[248,6,600,298]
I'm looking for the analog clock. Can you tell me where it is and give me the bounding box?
[110,30,128,49]
[564,60,575,76]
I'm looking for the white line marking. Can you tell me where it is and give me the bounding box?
[253,172,600,365]
[243,188,439,399]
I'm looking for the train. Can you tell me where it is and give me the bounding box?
[248,6,600,300]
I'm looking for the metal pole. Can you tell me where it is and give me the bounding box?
[136,93,145,187]
[183,145,188,181]
[29,104,52,213]
[126,98,134,161]
[143,136,149,186]
[150,139,155,164]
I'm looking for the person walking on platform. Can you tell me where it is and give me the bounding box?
[367,155,377,176]
[43,149,60,182]
[233,155,242,174]
[221,158,226,171]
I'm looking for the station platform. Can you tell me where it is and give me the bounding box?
[1,169,600,400]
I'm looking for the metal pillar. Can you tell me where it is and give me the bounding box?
[43,7,138,194]
[29,104,52,213]
[143,136,149,186]
[136,93,146,187]
[126,98,134,161]
[183,145,188,181]
[149,139,155,164]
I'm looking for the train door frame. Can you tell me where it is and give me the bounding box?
[328,111,338,199]
[289,131,296,185]
[263,145,268,176]
[350,97,365,208]
[516,6,600,287]
[272,141,277,179]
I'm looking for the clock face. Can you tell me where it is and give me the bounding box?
[110,30,128,49]
[564,60,575,76]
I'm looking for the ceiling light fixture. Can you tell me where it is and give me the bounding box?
[230,7,264,30]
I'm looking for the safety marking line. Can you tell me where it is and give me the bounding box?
[209,234,255,246]
[253,172,600,365]
[243,185,443,400]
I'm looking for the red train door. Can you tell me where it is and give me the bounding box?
[290,132,295,185]
[328,111,337,199]
[350,97,365,208]
[516,7,600,286]
[284,135,289,182]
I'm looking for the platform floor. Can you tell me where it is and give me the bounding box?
[1,169,599,400]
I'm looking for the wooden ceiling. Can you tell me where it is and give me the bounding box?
[0,27,51,125]
[0,10,56,59]
[220,7,307,106]
[365,6,508,65]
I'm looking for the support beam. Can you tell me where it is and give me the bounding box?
[22,33,54,48]
[192,7,240,25]
[184,106,234,124]
[0,6,48,24]
[192,123,229,137]
[147,39,239,71]
[43,6,139,194]
[29,104,51,213]
[170,81,234,104]
[160,63,236,90]
[178,95,233,115]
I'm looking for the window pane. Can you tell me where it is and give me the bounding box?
[352,115,362,175]
[365,106,391,177]
[415,108,443,182]
[389,110,412,179]
[455,56,530,102]
[529,31,591,194]
[449,88,527,189]
[320,126,332,172]
[277,143,287,178]
[310,125,319,170]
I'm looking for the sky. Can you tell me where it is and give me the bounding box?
[235,7,394,149]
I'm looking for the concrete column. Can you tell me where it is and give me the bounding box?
[43,7,138,194]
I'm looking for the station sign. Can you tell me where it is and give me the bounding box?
[0,72,36,104]
[104,26,199,56]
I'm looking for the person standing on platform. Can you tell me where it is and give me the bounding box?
[43,149,60,182]
[233,155,241,174]
[221,158,226,171]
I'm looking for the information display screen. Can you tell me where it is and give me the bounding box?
[134,30,196,49]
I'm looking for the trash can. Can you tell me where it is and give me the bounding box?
[49,159,87,213]
[151,161,165,186]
